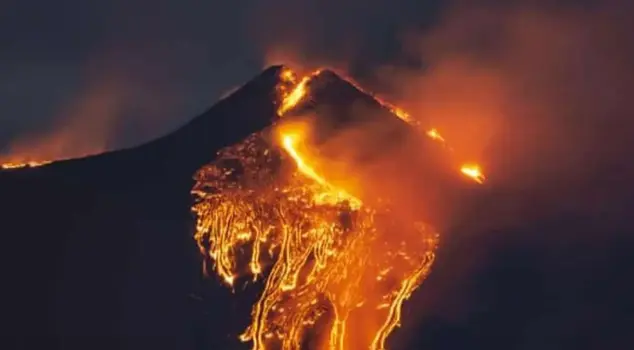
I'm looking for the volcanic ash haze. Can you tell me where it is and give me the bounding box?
[192,66,485,349]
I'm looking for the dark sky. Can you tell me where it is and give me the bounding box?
[0,0,439,160]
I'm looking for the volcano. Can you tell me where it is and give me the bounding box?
[0,66,630,350]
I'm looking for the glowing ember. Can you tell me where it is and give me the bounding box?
[460,164,485,184]
[192,67,486,349]
[1,160,51,170]
[426,128,445,143]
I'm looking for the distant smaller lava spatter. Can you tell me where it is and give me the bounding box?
[191,67,482,350]
[1,160,51,170]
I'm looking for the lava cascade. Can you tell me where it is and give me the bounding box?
[192,67,483,350]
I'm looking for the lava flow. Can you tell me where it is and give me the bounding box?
[192,67,484,350]
[1,160,52,170]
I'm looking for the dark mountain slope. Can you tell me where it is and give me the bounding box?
[0,65,283,349]
[0,65,631,350]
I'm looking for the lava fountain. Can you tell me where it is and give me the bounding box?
[192,67,484,349]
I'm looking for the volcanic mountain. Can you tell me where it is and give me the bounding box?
[0,66,631,350]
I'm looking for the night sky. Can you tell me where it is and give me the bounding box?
[0,0,438,156]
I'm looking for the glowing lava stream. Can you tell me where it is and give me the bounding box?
[280,131,361,209]
[277,69,322,116]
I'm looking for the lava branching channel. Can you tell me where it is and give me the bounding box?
[191,67,483,350]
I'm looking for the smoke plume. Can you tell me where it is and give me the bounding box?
[383,0,633,194]
[252,1,634,347]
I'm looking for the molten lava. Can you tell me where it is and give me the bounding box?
[280,127,361,210]
[277,69,322,116]
[192,67,485,350]
[426,128,445,143]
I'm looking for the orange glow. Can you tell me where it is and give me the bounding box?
[1,160,52,170]
[426,128,445,143]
